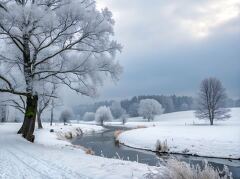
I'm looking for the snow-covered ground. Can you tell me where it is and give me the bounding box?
[35,123,104,147]
[118,108,240,159]
[0,123,166,179]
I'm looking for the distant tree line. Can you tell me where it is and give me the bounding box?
[121,95,195,117]
[74,94,240,120]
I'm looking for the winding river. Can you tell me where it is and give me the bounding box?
[72,126,240,179]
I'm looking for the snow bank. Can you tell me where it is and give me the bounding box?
[0,123,164,179]
[119,108,240,159]
[34,123,104,147]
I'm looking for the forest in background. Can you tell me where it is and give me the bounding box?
[73,95,240,120]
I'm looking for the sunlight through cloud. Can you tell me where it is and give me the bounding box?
[181,0,240,39]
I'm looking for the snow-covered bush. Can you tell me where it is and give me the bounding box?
[138,99,164,121]
[155,139,169,153]
[95,106,113,126]
[57,127,82,140]
[83,112,95,121]
[144,159,232,179]
[59,109,73,125]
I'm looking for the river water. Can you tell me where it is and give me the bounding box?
[72,126,240,179]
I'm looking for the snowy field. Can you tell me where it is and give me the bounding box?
[0,123,167,179]
[118,108,240,159]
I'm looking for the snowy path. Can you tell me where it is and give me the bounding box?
[0,125,91,179]
[0,123,165,179]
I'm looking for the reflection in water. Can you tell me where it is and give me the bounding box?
[72,126,240,179]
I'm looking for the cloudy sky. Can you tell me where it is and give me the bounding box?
[63,0,240,106]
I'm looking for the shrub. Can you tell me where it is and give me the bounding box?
[155,139,169,153]
[144,159,233,179]
[85,148,95,155]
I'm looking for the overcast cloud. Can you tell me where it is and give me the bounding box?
[62,0,240,106]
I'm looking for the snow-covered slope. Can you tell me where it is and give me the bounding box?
[118,108,240,159]
[0,123,166,179]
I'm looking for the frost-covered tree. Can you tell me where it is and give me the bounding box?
[95,106,113,126]
[59,109,73,125]
[195,78,231,125]
[138,99,164,122]
[0,0,121,142]
[110,101,125,119]
[83,112,95,121]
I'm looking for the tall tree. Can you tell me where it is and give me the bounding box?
[195,78,231,125]
[0,0,121,142]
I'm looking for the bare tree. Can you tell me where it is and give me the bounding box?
[0,0,121,142]
[195,78,231,125]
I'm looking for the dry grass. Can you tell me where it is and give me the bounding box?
[144,159,233,179]
[114,130,123,139]
[136,125,147,129]
[85,148,95,155]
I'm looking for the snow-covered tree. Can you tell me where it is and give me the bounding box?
[83,112,95,121]
[0,0,121,142]
[95,106,113,126]
[59,109,73,125]
[110,101,125,119]
[138,99,164,122]
[195,78,231,125]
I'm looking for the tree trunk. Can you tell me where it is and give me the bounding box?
[210,118,214,125]
[18,95,38,142]
[50,105,53,126]
[37,111,43,129]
